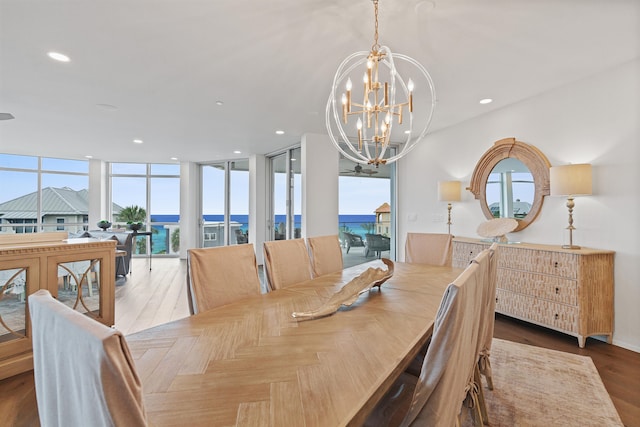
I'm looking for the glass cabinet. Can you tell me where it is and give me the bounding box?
[0,232,115,379]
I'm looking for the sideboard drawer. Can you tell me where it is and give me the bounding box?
[496,289,578,334]
[496,269,578,305]
[452,241,488,268]
[499,246,578,279]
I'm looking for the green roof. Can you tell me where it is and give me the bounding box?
[0,187,123,220]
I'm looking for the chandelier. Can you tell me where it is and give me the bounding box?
[326,0,436,166]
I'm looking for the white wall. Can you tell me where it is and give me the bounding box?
[398,59,640,352]
[88,159,107,225]
[301,133,340,238]
[179,161,198,259]
[249,154,267,264]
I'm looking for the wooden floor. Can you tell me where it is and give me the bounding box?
[1,258,639,427]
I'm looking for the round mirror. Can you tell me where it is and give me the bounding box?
[468,138,551,232]
[486,158,534,219]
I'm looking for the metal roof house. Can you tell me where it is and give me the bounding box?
[0,187,122,233]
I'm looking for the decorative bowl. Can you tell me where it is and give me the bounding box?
[97,221,112,230]
[128,223,143,231]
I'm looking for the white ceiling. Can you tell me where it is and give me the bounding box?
[0,0,638,164]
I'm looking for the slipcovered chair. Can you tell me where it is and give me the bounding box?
[364,260,485,426]
[28,289,147,427]
[79,230,134,276]
[466,247,493,424]
[343,232,365,254]
[186,244,261,315]
[306,235,343,278]
[477,243,499,391]
[365,233,390,258]
[404,232,453,266]
[263,238,312,291]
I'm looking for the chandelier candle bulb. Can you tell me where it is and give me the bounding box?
[342,94,348,123]
[384,82,389,106]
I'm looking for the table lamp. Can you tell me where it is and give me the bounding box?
[438,181,461,234]
[550,164,592,249]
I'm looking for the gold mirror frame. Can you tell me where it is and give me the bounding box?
[468,138,551,232]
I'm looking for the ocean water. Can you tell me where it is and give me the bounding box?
[148,214,377,253]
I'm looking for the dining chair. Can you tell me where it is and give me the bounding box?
[306,235,343,277]
[477,243,499,391]
[404,232,453,266]
[28,289,147,427]
[365,261,485,427]
[467,247,493,425]
[263,238,312,291]
[186,243,261,315]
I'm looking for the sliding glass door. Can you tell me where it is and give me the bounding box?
[339,152,396,267]
[269,147,301,240]
[200,160,249,247]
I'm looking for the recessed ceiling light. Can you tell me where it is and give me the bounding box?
[275,130,285,135]
[133,139,144,144]
[216,101,224,106]
[170,157,178,161]
[479,98,493,105]
[85,155,93,159]
[233,150,241,154]
[47,51,70,62]
[404,130,411,134]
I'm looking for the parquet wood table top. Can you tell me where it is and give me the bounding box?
[126,261,462,426]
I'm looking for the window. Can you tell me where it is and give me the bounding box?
[269,147,301,240]
[0,154,89,234]
[110,163,180,256]
[200,160,249,247]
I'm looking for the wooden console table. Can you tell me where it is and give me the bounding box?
[0,232,115,379]
[452,237,614,347]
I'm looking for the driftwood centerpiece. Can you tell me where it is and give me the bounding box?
[292,259,394,321]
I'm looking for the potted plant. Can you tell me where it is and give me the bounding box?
[97,220,112,230]
[127,221,143,231]
[117,205,146,231]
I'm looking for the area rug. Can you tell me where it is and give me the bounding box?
[465,338,623,427]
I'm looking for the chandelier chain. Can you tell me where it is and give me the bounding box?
[372,0,380,51]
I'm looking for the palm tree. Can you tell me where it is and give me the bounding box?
[361,222,376,234]
[117,205,146,224]
[117,205,148,254]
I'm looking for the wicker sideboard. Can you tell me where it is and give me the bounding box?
[0,232,116,379]
[452,237,614,348]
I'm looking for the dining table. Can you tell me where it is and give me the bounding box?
[126,260,463,426]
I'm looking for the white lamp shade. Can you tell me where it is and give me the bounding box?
[550,164,592,196]
[438,180,462,202]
